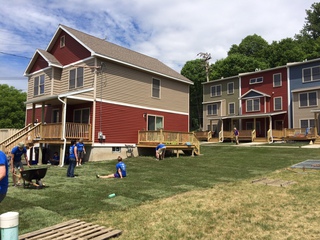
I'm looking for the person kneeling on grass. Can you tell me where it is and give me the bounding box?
[96,156,126,179]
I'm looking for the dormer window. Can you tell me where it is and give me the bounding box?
[60,35,65,48]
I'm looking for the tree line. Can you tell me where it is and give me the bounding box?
[182,2,320,131]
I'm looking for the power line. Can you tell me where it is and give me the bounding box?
[0,51,31,59]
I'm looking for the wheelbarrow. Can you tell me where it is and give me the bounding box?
[20,167,48,189]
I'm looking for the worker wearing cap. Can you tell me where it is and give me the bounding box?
[11,142,30,186]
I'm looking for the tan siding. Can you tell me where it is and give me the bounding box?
[292,91,320,128]
[97,61,189,113]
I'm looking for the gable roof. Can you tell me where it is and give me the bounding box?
[240,89,270,99]
[39,24,192,85]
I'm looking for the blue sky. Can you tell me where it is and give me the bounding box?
[0,0,316,92]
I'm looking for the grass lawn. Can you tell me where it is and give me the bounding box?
[1,144,320,239]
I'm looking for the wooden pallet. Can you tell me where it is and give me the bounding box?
[19,219,122,240]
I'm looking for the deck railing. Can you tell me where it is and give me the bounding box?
[138,129,201,154]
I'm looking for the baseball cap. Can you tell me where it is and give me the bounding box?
[18,142,25,148]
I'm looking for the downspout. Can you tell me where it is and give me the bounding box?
[58,96,67,167]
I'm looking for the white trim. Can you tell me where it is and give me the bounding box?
[91,143,136,147]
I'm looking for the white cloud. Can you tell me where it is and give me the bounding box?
[0,0,315,91]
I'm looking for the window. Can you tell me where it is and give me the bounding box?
[74,108,90,123]
[249,77,263,84]
[246,99,260,112]
[227,82,234,94]
[34,74,45,96]
[152,78,160,98]
[52,109,60,123]
[60,35,65,48]
[228,102,235,115]
[148,115,163,130]
[210,85,222,97]
[303,66,320,82]
[112,147,121,153]
[274,97,282,111]
[299,92,317,107]
[207,104,218,115]
[273,73,282,87]
[69,67,84,89]
[300,119,315,128]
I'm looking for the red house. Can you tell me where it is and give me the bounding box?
[22,24,193,161]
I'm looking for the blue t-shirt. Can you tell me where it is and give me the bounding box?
[116,162,126,177]
[69,145,76,159]
[156,143,166,150]
[76,142,85,152]
[11,146,27,162]
[0,151,9,194]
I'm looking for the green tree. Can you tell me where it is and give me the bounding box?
[0,84,26,128]
[267,38,306,67]
[299,2,320,40]
[181,59,207,131]
[210,54,269,79]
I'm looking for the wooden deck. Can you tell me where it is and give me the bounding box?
[137,143,197,157]
[19,219,122,240]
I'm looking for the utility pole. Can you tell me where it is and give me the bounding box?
[197,52,211,82]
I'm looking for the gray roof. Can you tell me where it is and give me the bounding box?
[46,24,192,84]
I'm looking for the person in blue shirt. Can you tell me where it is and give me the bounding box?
[96,156,126,179]
[11,142,30,186]
[76,138,86,166]
[0,151,8,203]
[67,140,78,178]
[48,152,60,165]
[233,127,239,145]
[156,143,166,160]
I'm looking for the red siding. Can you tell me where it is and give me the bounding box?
[30,55,49,73]
[241,68,288,114]
[49,30,91,65]
[95,102,189,143]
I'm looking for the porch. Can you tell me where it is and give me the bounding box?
[0,122,92,156]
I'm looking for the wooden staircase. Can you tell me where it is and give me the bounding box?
[0,123,41,155]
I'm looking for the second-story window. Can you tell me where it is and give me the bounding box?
[210,85,221,97]
[227,82,234,94]
[152,78,160,98]
[303,66,320,82]
[34,74,45,96]
[228,102,235,114]
[274,97,282,111]
[299,92,317,107]
[273,73,282,87]
[69,67,84,89]
[246,98,260,112]
[207,104,218,115]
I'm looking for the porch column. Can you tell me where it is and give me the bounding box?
[314,112,318,137]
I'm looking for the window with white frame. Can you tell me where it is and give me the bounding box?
[74,108,90,123]
[246,98,260,112]
[227,82,234,94]
[152,78,160,98]
[34,74,45,96]
[60,35,65,48]
[273,73,282,87]
[303,66,320,82]
[300,119,315,128]
[249,77,263,84]
[228,102,235,115]
[148,115,163,130]
[210,85,222,97]
[207,104,218,115]
[274,97,282,111]
[299,92,317,107]
[69,67,84,89]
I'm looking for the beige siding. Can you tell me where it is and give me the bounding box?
[27,68,53,101]
[292,90,320,128]
[97,61,189,113]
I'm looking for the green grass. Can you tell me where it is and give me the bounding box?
[1,145,320,239]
